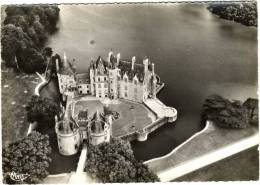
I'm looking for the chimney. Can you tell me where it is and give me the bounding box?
[152,63,155,75]
[117,53,120,65]
[63,51,68,68]
[131,56,136,70]
[143,57,149,74]
[55,59,59,72]
[108,50,113,63]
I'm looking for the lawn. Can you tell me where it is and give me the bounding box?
[174,146,259,181]
[146,121,258,174]
[71,97,156,137]
[1,65,39,147]
[108,100,156,137]
[73,100,104,119]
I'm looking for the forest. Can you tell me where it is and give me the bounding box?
[208,2,257,27]
[1,5,60,73]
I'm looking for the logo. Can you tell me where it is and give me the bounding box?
[8,171,30,182]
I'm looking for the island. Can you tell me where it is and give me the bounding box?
[54,51,177,155]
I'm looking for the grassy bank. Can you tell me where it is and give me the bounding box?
[1,65,40,147]
[146,121,258,179]
[174,146,259,181]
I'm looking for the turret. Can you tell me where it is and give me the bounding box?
[131,56,136,70]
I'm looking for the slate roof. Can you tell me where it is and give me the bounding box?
[118,59,145,82]
[90,110,106,134]
[76,73,89,84]
[90,55,153,82]
[59,59,76,75]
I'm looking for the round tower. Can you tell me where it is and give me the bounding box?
[88,110,111,146]
[55,116,82,155]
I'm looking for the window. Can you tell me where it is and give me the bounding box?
[124,78,127,82]
[98,84,101,88]
[125,86,127,90]
[98,77,100,82]
[87,90,90,94]
[118,76,120,81]
[125,92,128,97]
[86,85,89,88]
[110,80,113,84]
[111,89,113,92]
[105,94,108,98]
[104,84,107,88]
[104,77,107,81]
[134,80,138,85]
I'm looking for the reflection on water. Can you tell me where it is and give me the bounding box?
[46,4,257,160]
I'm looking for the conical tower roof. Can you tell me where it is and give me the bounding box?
[91,109,105,122]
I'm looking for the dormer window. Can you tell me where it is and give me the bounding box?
[134,80,138,85]
[124,77,127,83]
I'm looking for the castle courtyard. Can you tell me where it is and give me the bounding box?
[71,96,157,138]
[108,100,157,137]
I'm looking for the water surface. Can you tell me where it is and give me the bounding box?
[46,4,257,160]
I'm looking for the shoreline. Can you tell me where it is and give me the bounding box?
[145,121,258,181]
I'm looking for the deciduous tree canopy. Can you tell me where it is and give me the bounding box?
[208,2,257,27]
[2,131,52,184]
[26,95,59,125]
[1,5,60,73]
[203,95,258,128]
[85,138,159,183]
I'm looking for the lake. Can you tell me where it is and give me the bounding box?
[45,3,257,161]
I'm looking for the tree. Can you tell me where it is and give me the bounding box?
[243,98,258,126]
[1,24,32,68]
[202,95,257,129]
[208,2,257,27]
[85,138,159,183]
[2,131,52,184]
[1,5,60,73]
[26,95,59,129]
[18,47,46,74]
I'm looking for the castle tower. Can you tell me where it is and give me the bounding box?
[88,110,111,146]
[55,115,81,156]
